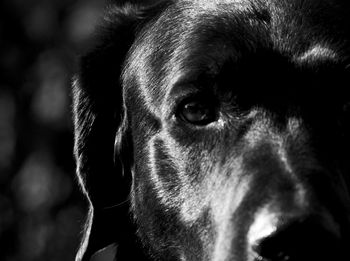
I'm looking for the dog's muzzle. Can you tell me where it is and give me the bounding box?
[248,208,344,261]
[241,142,348,261]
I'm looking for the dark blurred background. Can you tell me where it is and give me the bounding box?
[0,0,107,260]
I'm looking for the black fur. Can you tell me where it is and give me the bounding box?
[73,1,350,260]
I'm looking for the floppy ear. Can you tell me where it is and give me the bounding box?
[72,2,168,260]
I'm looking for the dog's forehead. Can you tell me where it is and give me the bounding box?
[123,0,349,116]
[124,1,267,113]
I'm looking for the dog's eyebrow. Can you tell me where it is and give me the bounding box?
[165,81,204,116]
[297,44,338,63]
[191,0,251,12]
[167,69,218,100]
[168,81,198,98]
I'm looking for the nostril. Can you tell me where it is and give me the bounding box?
[252,220,342,261]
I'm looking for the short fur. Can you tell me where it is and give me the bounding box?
[73,1,350,260]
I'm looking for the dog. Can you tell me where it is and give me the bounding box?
[72,0,350,260]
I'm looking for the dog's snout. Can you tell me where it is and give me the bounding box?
[249,214,342,261]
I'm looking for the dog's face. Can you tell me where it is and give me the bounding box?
[73,1,350,261]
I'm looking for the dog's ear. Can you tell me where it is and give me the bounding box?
[72,2,168,260]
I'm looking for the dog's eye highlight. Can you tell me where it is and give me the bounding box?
[177,99,216,125]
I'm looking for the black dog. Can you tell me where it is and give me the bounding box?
[73,0,350,260]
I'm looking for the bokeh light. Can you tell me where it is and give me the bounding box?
[0,0,106,260]
[0,92,16,173]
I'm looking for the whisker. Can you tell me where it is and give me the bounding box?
[103,198,130,210]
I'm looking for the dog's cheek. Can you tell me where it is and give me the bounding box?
[129,134,202,259]
[131,118,254,260]
[131,133,216,259]
[152,133,254,260]
[187,156,254,261]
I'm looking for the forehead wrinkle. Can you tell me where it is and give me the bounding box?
[159,12,245,116]
[125,1,268,120]
[160,3,270,96]
[123,36,164,117]
[123,5,194,118]
[123,4,197,119]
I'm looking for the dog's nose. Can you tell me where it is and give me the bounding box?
[248,210,342,261]
[252,221,342,261]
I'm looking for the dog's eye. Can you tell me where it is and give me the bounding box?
[178,99,216,125]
